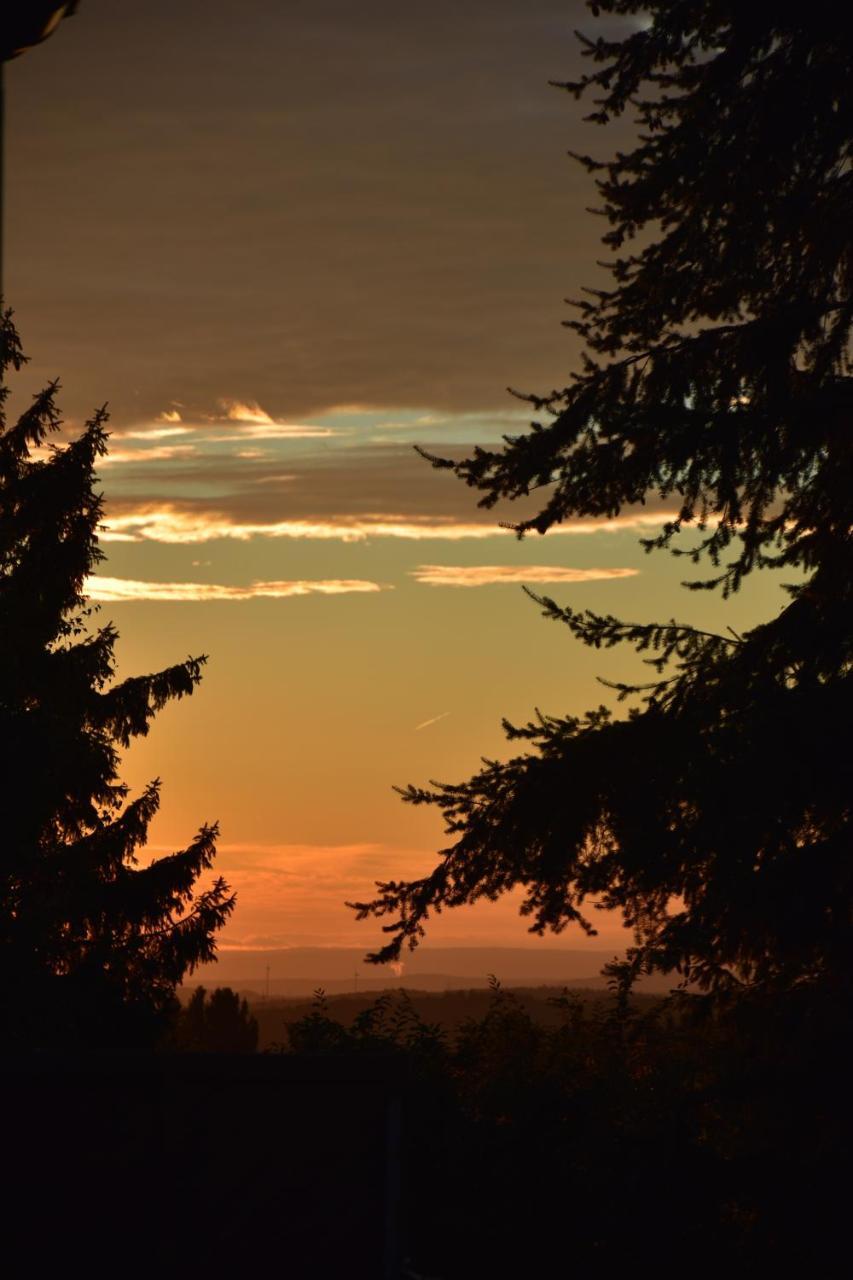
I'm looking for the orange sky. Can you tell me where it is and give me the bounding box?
[5,2,791,959]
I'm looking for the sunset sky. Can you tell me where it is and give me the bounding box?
[5,1,789,957]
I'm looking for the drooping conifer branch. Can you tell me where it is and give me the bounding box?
[354,2,853,993]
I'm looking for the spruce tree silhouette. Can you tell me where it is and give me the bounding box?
[351,1,853,995]
[0,310,234,1047]
[178,986,259,1053]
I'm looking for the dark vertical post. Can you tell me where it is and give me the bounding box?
[383,1090,403,1279]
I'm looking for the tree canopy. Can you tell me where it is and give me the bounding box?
[177,986,259,1053]
[351,0,853,994]
[0,310,234,1046]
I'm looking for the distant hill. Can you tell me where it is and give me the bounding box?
[184,945,664,998]
[242,984,665,1051]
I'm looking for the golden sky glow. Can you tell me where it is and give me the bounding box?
[5,1,792,961]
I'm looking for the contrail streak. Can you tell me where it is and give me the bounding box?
[414,711,451,732]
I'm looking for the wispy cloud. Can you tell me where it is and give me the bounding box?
[111,403,337,450]
[148,840,440,950]
[414,711,451,731]
[217,399,336,440]
[223,400,278,425]
[217,423,337,441]
[99,504,673,545]
[373,408,531,434]
[99,508,517,543]
[98,444,197,466]
[86,575,388,602]
[116,425,192,440]
[411,565,640,587]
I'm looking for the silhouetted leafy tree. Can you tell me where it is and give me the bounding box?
[351,2,853,994]
[0,310,234,1047]
[177,985,259,1052]
[285,986,446,1060]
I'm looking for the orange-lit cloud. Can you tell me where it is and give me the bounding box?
[217,424,337,441]
[100,504,674,545]
[116,425,192,440]
[224,400,277,425]
[218,399,336,439]
[110,405,336,449]
[142,841,405,950]
[411,564,640,587]
[86,575,387,602]
[146,841,632,953]
[100,510,509,543]
[98,444,197,466]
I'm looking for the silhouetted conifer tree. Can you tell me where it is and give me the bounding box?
[177,986,259,1053]
[351,2,852,994]
[0,311,234,1046]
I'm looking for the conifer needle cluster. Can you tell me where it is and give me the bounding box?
[351,1,852,994]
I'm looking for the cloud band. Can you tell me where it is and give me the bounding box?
[410,564,640,587]
[86,575,387,602]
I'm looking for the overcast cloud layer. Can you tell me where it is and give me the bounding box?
[6,0,635,427]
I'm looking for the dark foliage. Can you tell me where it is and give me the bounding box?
[2,4,82,64]
[0,310,234,1047]
[284,979,851,1273]
[350,1,853,995]
[176,986,259,1053]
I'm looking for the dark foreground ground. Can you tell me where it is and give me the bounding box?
[2,1053,402,1277]
[3,982,850,1277]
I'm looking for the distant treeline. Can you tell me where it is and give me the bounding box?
[173,986,259,1053]
[250,982,656,1051]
